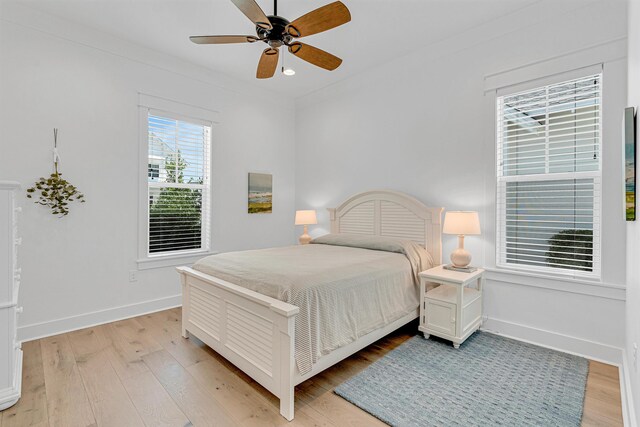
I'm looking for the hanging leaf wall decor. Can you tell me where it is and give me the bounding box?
[26,129,85,217]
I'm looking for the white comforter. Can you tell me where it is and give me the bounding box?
[192,234,433,375]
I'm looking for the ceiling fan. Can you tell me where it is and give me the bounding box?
[190,0,351,79]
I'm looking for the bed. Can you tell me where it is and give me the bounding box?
[176,190,443,420]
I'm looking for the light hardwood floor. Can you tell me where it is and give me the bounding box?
[0,308,624,427]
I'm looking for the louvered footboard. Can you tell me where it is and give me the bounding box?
[177,266,299,421]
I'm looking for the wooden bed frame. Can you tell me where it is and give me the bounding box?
[176,190,443,420]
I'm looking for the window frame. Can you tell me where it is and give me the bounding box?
[137,94,219,269]
[494,73,603,280]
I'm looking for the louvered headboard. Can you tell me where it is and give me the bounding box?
[328,190,444,264]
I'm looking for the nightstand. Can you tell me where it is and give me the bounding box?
[418,265,484,348]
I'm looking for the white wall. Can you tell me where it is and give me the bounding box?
[0,4,296,340]
[295,0,627,362]
[626,0,640,423]
[0,0,632,386]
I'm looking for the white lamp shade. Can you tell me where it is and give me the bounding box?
[295,210,318,225]
[443,211,481,235]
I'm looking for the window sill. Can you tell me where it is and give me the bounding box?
[137,251,218,270]
[484,267,626,301]
[493,263,602,283]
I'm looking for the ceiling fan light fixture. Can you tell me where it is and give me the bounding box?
[282,66,296,76]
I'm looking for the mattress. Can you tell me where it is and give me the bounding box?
[192,234,433,375]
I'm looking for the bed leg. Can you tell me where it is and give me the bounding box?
[180,272,189,339]
[280,388,294,421]
[278,316,296,421]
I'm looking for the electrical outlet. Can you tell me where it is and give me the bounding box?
[129,270,138,282]
[634,343,638,370]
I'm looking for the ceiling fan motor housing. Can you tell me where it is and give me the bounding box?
[257,15,293,48]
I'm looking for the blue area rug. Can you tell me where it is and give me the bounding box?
[334,332,589,426]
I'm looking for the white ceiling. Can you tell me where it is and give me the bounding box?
[19,0,539,97]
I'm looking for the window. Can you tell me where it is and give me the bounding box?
[496,73,601,277]
[146,111,211,256]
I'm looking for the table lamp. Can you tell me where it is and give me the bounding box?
[295,210,317,245]
[443,211,481,268]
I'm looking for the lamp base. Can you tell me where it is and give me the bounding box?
[299,233,312,245]
[450,247,472,268]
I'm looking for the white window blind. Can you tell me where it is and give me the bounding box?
[147,111,211,255]
[496,73,601,277]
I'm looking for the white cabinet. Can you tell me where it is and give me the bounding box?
[0,181,22,411]
[419,265,484,349]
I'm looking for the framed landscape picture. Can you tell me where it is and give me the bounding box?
[248,173,272,214]
[625,107,636,221]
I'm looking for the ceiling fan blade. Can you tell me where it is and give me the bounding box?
[288,42,342,71]
[256,48,279,79]
[287,1,351,38]
[190,35,260,44]
[230,0,272,30]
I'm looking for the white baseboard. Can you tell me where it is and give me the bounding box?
[482,317,623,365]
[18,294,182,342]
[621,351,638,427]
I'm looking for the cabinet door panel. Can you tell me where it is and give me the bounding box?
[426,299,455,336]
